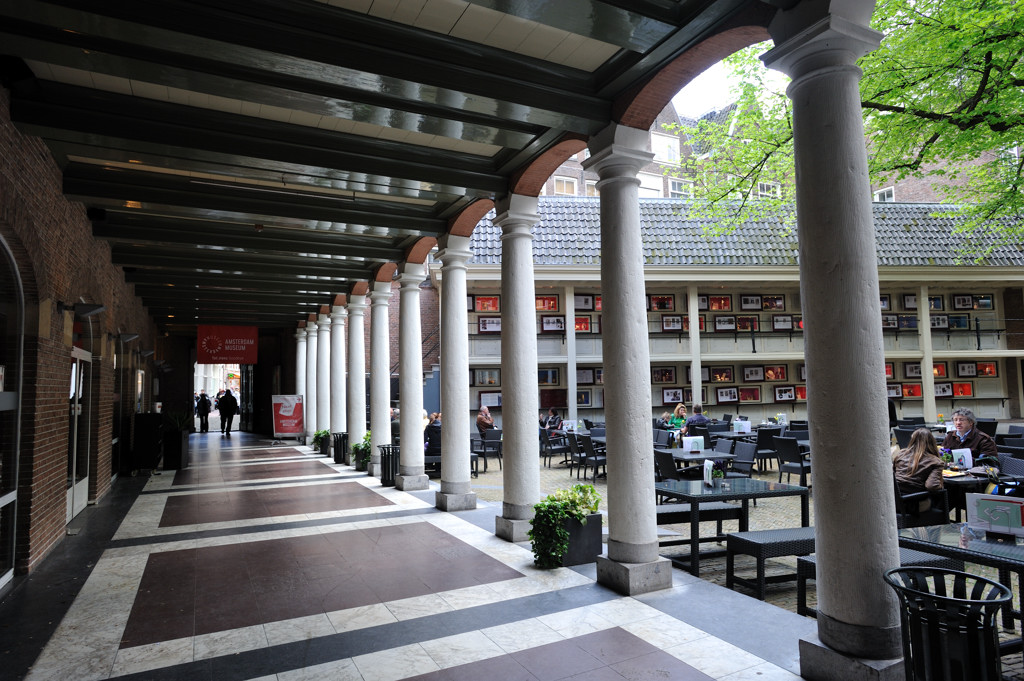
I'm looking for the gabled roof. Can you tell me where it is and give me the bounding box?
[468,197,1024,268]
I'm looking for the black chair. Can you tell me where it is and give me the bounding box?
[894,476,949,528]
[589,427,605,437]
[975,419,998,438]
[1009,425,1024,436]
[479,428,502,471]
[775,436,811,487]
[788,420,809,430]
[753,426,781,472]
[714,438,734,456]
[540,429,570,468]
[726,441,757,479]
[578,435,607,482]
[708,422,731,435]
[654,448,683,482]
[721,413,733,424]
[566,433,587,478]
[653,428,672,450]
[893,427,916,449]
[999,445,1024,459]
[1002,437,1024,448]
[689,425,712,449]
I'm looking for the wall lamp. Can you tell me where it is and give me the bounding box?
[120,333,140,343]
[57,302,107,318]
[140,349,155,358]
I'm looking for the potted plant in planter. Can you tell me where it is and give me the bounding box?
[311,429,331,457]
[352,431,372,472]
[162,410,193,470]
[528,484,602,568]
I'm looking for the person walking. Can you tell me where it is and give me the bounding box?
[218,389,238,435]
[196,390,212,433]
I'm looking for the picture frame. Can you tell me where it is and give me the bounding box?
[662,387,684,404]
[478,317,502,334]
[953,382,974,397]
[467,294,474,311]
[595,295,602,311]
[881,314,898,329]
[902,293,918,310]
[474,368,500,387]
[710,366,734,383]
[682,315,705,332]
[595,368,604,384]
[709,295,732,311]
[902,383,923,398]
[739,386,761,403]
[538,368,560,385]
[714,315,736,332]
[649,294,675,311]
[574,294,594,311]
[540,315,565,333]
[736,315,760,332]
[932,362,947,379]
[793,315,804,330]
[716,386,739,404]
[651,366,677,384]
[884,362,894,380]
[956,361,977,378]
[795,385,808,401]
[697,295,709,311]
[574,316,591,333]
[930,314,948,329]
[535,294,559,312]
[948,314,970,330]
[683,387,708,404]
[742,365,764,382]
[764,365,788,381]
[953,294,974,310]
[761,294,785,311]
[898,314,918,329]
[661,315,683,332]
[686,365,710,382]
[479,391,502,408]
[774,385,796,403]
[928,295,944,311]
[904,362,922,379]
[976,361,999,377]
[475,295,500,312]
[973,294,994,310]
[577,389,592,407]
[879,294,891,311]
[934,382,953,398]
[798,364,807,381]
[576,368,595,385]
[886,383,902,398]
[539,388,567,409]
[740,294,762,311]
[772,314,793,331]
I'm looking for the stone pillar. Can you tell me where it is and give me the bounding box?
[347,294,367,464]
[317,308,331,433]
[330,305,347,437]
[369,282,391,477]
[583,124,671,595]
[397,263,429,490]
[687,285,703,408]
[435,234,477,511]
[564,285,578,426]
[763,11,902,675]
[295,325,307,431]
[493,195,541,542]
[919,285,937,420]
[304,317,318,442]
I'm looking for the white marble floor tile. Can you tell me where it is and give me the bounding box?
[420,630,506,669]
[436,583,505,610]
[276,657,363,681]
[352,643,439,681]
[665,637,766,678]
[384,593,455,621]
[193,624,269,660]
[621,612,711,649]
[537,604,615,638]
[484,575,550,600]
[327,602,398,633]
[109,637,195,677]
[481,617,565,653]
[264,613,337,647]
[721,661,803,680]
[583,597,663,626]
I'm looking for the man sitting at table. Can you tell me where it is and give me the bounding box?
[681,404,710,435]
[942,407,997,460]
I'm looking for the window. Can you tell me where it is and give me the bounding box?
[651,133,680,165]
[873,186,895,202]
[638,172,663,198]
[585,181,598,197]
[757,181,781,199]
[669,179,693,199]
[553,177,577,196]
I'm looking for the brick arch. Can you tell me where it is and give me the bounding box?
[613,8,774,130]
[510,134,588,197]
[350,281,369,297]
[404,236,437,265]
[448,199,495,238]
[372,263,397,283]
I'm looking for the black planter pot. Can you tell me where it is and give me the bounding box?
[561,512,603,566]
[319,440,330,457]
[162,430,190,470]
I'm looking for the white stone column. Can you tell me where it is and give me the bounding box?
[764,11,901,672]
[435,234,476,511]
[493,195,541,542]
[295,325,307,437]
[687,285,703,408]
[304,317,318,442]
[584,123,670,595]
[330,305,347,438]
[317,308,331,433]
[347,295,367,464]
[564,285,578,426]
[397,263,429,490]
[918,285,937,420]
[369,282,391,477]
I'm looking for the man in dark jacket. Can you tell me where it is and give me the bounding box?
[218,389,239,435]
[196,390,212,433]
[942,407,997,461]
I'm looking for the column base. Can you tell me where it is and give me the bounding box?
[799,635,903,681]
[596,555,672,596]
[495,515,531,543]
[396,474,429,491]
[368,463,380,477]
[435,491,477,511]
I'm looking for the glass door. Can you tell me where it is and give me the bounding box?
[66,347,92,522]
[0,235,23,592]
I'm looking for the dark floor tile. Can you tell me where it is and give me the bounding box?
[573,628,660,665]
[610,650,714,681]
[173,460,336,486]
[562,667,628,681]
[512,639,605,681]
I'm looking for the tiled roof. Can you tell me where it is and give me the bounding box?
[467,198,1024,268]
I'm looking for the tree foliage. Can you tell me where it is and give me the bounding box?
[666,0,1024,257]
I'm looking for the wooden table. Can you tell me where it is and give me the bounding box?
[654,478,810,576]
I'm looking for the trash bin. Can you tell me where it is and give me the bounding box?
[332,432,347,465]
[884,567,1011,681]
[378,444,398,487]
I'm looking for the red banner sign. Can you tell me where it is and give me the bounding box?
[197,325,258,363]
[271,395,304,438]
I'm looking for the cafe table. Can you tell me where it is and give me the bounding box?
[899,523,1024,657]
[653,478,810,576]
[669,448,736,467]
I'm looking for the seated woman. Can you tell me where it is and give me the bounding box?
[668,403,687,429]
[656,411,672,430]
[893,427,945,500]
[425,416,442,456]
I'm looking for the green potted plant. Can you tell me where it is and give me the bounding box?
[311,429,331,457]
[352,431,372,472]
[162,410,193,470]
[528,484,602,569]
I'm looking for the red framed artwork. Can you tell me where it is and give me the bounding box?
[475,295,500,312]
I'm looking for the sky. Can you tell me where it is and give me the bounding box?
[670,62,735,119]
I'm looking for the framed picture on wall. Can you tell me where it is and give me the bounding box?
[479,391,502,408]
[898,315,918,329]
[928,295,944,311]
[649,294,675,311]
[930,314,948,329]
[716,386,739,404]
[881,314,898,329]
[714,315,736,332]
[953,294,974,310]
[475,295,500,312]
[932,362,947,379]
[762,294,785,311]
[535,294,559,311]
[474,369,500,386]
[884,362,894,380]
[934,382,953,397]
[880,294,891,311]
[948,314,970,330]
[478,317,502,334]
[795,385,808,401]
[697,295,709,311]
[467,294,474,311]
[595,295,602,311]
[953,382,974,397]
[574,294,594,311]
[742,365,764,382]
[902,383,923,398]
[903,294,918,310]
[683,387,708,404]
[798,364,807,381]
[662,387,683,404]
[955,361,977,378]
[736,316,759,332]
[887,383,902,398]
[686,365,710,382]
[538,368,560,385]
[577,389,593,407]
[540,316,565,333]
[739,386,761,403]
[904,362,922,379]
[576,368,595,385]
[682,315,705,332]
[772,314,793,331]
[652,366,677,384]
[662,315,683,332]
[764,365,788,381]
[740,294,762,311]
[710,366,734,383]
[774,385,796,402]
[539,389,567,409]
[977,361,998,377]
[574,316,591,333]
[595,368,604,384]
[973,294,994,310]
[709,295,732,311]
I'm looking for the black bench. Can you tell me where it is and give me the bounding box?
[423,454,478,477]
[726,526,816,600]
[796,549,965,617]
[657,502,745,548]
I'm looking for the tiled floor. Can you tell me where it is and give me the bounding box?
[8,430,816,681]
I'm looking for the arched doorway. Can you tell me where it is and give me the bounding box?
[0,233,24,590]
